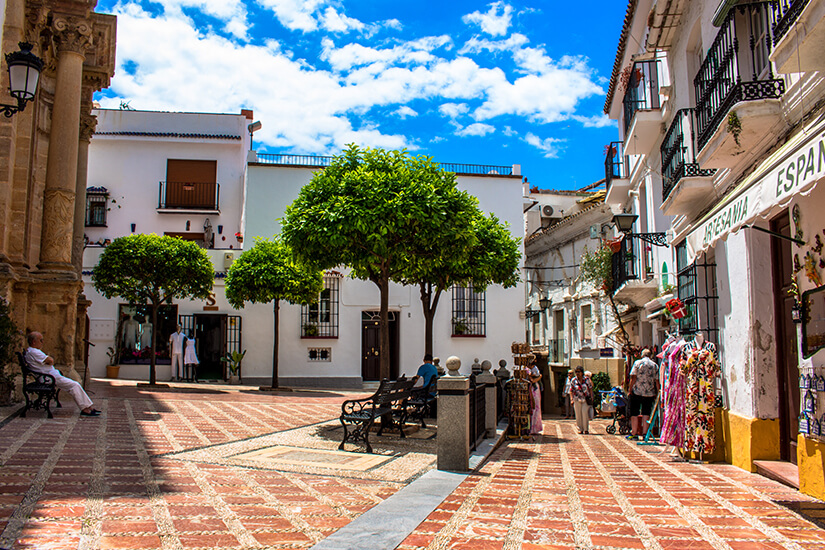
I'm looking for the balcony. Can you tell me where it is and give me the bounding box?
[611,235,659,307]
[660,109,717,216]
[771,0,825,73]
[158,181,220,213]
[547,339,566,364]
[694,2,785,169]
[604,141,632,205]
[622,60,663,155]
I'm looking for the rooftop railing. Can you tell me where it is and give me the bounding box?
[254,153,515,176]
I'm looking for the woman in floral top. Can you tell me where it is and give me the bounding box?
[570,366,594,434]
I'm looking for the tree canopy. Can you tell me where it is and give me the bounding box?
[92,234,214,385]
[282,144,478,379]
[224,237,323,388]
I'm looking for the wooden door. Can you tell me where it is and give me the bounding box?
[771,212,799,463]
[361,311,399,381]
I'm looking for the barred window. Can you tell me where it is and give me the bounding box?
[451,284,486,336]
[676,242,718,340]
[301,274,340,337]
[85,189,108,227]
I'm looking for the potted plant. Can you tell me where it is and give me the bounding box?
[105,346,119,379]
[0,298,20,406]
[452,318,468,335]
[303,323,318,337]
[221,350,246,384]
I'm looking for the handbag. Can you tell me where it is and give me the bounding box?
[584,392,593,406]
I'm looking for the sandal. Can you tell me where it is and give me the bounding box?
[80,410,101,417]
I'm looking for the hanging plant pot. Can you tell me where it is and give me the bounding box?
[666,298,687,319]
[607,239,622,253]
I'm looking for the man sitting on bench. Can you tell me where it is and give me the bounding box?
[25,331,101,417]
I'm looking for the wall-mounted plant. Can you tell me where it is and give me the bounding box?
[303,323,318,337]
[727,111,742,147]
[452,318,469,335]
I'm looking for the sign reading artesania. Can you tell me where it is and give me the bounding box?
[688,129,825,257]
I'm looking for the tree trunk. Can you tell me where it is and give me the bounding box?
[149,302,158,385]
[607,292,630,346]
[379,268,390,381]
[419,282,442,358]
[271,299,280,389]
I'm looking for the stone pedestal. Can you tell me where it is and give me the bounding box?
[477,370,498,438]
[437,375,470,472]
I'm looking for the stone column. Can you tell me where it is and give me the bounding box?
[38,17,90,272]
[478,360,498,438]
[72,109,96,273]
[437,356,470,472]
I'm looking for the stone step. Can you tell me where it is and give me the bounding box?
[754,459,799,489]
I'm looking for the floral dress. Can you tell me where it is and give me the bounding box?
[683,343,719,454]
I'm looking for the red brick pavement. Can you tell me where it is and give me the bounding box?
[3,382,825,550]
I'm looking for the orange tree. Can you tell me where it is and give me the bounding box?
[92,234,214,386]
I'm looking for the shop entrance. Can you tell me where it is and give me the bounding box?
[771,212,799,463]
[361,311,399,382]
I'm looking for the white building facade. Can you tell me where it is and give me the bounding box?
[604,0,825,498]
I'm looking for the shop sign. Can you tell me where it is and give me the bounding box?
[687,125,825,259]
[600,348,614,357]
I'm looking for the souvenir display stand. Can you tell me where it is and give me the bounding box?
[507,342,534,440]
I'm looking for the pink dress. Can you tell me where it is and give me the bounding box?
[660,344,686,447]
[530,366,542,434]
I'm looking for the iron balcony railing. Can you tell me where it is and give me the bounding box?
[622,60,661,134]
[255,153,514,176]
[612,236,639,294]
[661,108,717,201]
[604,141,628,193]
[158,181,220,210]
[694,2,785,151]
[772,0,810,45]
[548,338,566,363]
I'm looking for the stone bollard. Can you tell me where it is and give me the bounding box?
[438,356,470,472]
[478,360,497,438]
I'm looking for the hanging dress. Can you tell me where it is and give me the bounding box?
[660,341,686,447]
[683,342,719,454]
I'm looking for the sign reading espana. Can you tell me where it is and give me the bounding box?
[688,129,825,256]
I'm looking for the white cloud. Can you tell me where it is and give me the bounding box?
[462,2,513,37]
[395,106,417,118]
[524,133,564,158]
[571,114,615,128]
[460,33,528,55]
[153,0,249,38]
[457,123,495,137]
[320,7,364,33]
[255,0,325,32]
[439,102,470,119]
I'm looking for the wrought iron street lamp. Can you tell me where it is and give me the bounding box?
[611,213,669,247]
[612,213,638,233]
[1,43,43,118]
[525,296,551,319]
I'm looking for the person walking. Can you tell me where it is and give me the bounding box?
[563,369,574,419]
[528,361,543,435]
[628,348,659,440]
[570,366,593,434]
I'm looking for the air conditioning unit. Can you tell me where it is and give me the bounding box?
[540,205,562,219]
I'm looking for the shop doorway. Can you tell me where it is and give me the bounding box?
[361,311,399,381]
[771,212,799,463]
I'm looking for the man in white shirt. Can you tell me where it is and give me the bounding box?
[25,332,99,417]
[169,325,186,381]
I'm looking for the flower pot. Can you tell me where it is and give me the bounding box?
[106,365,120,379]
[229,374,240,385]
[607,239,622,253]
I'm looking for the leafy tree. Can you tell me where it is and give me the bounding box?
[224,237,323,389]
[282,144,477,380]
[92,234,214,385]
[579,241,630,346]
[399,211,521,356]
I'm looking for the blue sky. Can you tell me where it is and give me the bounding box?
[95,1,628,190]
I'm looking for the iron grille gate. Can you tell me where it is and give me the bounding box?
[178,314,243,380]
[468,374,487,451]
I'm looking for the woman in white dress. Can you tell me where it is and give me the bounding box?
[183,331,199,382]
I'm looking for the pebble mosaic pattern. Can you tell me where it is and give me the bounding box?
[2,381,825,550]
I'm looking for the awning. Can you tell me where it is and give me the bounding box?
[684,113,825,262]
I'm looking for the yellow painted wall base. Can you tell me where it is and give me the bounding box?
[719,410,780,472]
[798,435,825,500]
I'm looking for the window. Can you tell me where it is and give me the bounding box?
[452,284,486,336]
[161,159,219,210]
[301,273,340,337]
[115,304,177,365]
[676,242,719,340]
[85,187,108,227]
[581,304,593,346]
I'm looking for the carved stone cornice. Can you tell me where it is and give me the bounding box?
[52,16,93,55]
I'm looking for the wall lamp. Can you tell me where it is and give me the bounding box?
[248,120,262,150]
[525,297,552,319]
[0,43,43,118]
[611,213,669,247]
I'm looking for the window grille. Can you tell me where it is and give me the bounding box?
[676,242,719,340]
[85,191,108,227]
[451,284,486,336]
[301,274,340,337]
[308,347,331,362]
